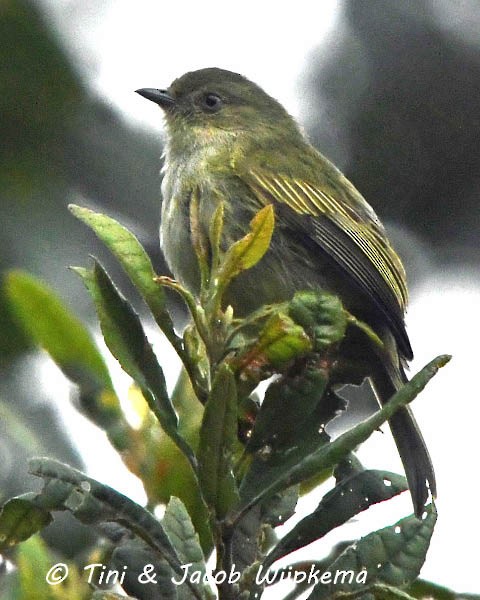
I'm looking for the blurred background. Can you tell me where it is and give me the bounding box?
[1,0,479,594]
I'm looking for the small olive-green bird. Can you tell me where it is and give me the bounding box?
[136,67,435,516]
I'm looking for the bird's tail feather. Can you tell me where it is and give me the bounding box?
[371,367,436,517]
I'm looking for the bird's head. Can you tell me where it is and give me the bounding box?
[136,67,300,154]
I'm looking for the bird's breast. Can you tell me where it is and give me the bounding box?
[160,152,356,317]
[160,150,237,293]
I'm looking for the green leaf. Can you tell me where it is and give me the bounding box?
[73,262,196,468]
[408,578,476,600]
[237,355,449,519]
[0,280,32,365]
[134,425,213,556]
[208,201,225,274]
[26,456,207,597]
[238,369,342,520]
[68,204,179,350]
[242,487,300,589]
[288,290,347,351]
[238,387,342,526]
[143,369,212,554]
[229,487,299,578]
[308,504,438,598]
[111,539,178,600]
[171,367,205,443]
[261,485,299,529]
[15,536,89,600]
[246,364,331,453]
[328,583,419,599]
[189,188,210,293]
[231,506,263,574]
[4,270,128,436]
[92,593,137,600]
[273,545,351,600]
[218,204,274,285]
[266,470,407,566]
[236,312,312,378]
[163,496,207,577]
[0,495,52,551]
[4,270,113,391]
[198,364,239,519]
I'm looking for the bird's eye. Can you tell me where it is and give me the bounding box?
[202,93,223,112]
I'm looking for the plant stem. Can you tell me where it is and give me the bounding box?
[216,522,236,600]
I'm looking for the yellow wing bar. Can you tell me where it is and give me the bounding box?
[248,169,409,311]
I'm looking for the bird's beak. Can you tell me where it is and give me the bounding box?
[135,88,175,109]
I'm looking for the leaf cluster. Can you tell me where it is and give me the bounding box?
[0,204,454,600]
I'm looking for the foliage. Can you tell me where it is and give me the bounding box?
[0,204,455,599]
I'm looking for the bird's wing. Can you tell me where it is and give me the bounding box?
[236,167,412,359]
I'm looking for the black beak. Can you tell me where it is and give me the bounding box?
[135,88,175,108]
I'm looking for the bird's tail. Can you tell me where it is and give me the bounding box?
[371,366,436,517]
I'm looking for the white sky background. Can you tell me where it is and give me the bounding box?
[37,0,479,594]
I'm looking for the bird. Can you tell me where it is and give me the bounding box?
[136,67,435,516]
